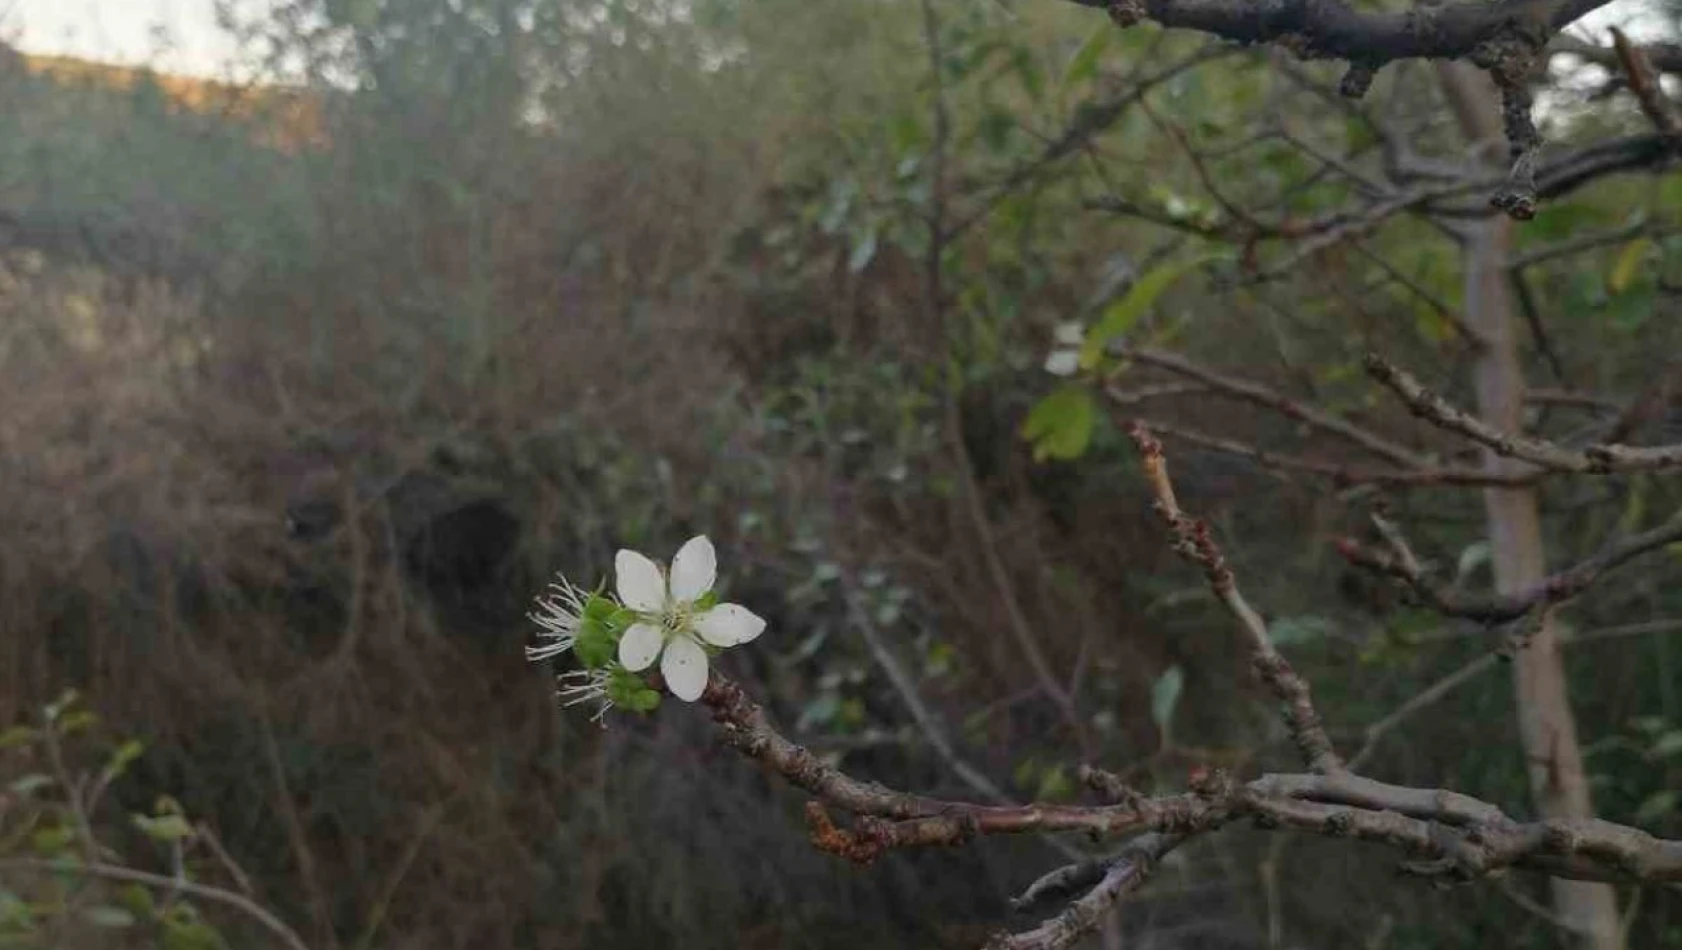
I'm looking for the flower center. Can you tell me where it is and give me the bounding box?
[661,601,693,638]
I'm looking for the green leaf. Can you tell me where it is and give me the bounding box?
[81,906,137,928]
[117,884,155,918]
[1035,764,1073,802]
[1635,789,1678,827]
[1020,385,1096,462]
[8,774,53,797]
[1603,282,1656,332]
[977,106,1017,154]
[57,709,98,735]
[102,739,145,781]
[1455,541,1492,582]
[0,890,32,928]
[1151,666,1185,745]
[1081,255,1218,367]
[42,690,79,724]
[0,726,37,749]
[161,915,228,950]
[29,825,76,857]
[1522,201,1604,241]
[1062,24,1112,88]
[1010,46,1045,102]
[132,813,195,843]
[1608,237,1654,295]
[1012,757,1039,790]
[888,110,926,154]
[1649,730,1682,760]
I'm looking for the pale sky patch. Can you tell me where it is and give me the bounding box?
[0,0,1672,82]
[1,0,249,78]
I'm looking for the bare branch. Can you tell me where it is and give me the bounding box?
[988,835,1185,950]
[1336,506,1682,623]
[1124,348,1432,470]
[1550,35,1682,76]
[1126,423,1343,774]
[1611,27,1682,143]
[1347,653,1501,772]
[1070,0,1608,68]
[1508,220,1659,272]
[0,858,313,950]
[697,674,1682,884]
[1128,415,1532,488]
[1365,354,1682,472]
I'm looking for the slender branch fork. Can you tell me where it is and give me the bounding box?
[687,423,1682,950]
[679,2,1682,944]
[1055,0,1682,216]
[1099,347,1682,494]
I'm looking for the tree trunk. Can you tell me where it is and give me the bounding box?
[1436,62,1623,950]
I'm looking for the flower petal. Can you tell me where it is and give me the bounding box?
[694,603,766,646]
[617,622,664,672]
[661,635,709,701]
[615,549,667,612]
[669,535,716,603]
[1054,321,1085,346]
[1043,349,1079,377]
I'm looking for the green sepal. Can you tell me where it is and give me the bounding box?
[575,593,637,669]
[582,592,617,622]
[604,606,636,635]
[574,619,615,669]
[606,668,662,714]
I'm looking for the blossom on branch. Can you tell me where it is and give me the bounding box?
[614,536,766,702]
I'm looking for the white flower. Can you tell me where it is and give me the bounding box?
[526,574,590,663]
[1045,323,1085,377]
[557,668,614,724]
[1043,349,1080,377]
[614,535,766,702]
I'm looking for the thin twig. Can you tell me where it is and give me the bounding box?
[0,858,312,950]
[1125,423,1343,774]
[1348,653,1500,771]
[1366,354,1682,473]
[1337,506,1682,623]
[256,706,339,950]
[1124,347,1433,470]
[839,577,1013,806]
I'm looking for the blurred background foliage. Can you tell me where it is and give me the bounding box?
[0,0,1680,947]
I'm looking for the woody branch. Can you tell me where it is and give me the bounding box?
[688,426,1682,950]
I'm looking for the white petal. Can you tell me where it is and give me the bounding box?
[669,535,717,603]
[617,622,664,672]
[1044,349,1080,377]
[1054,321,1085,346]
[694,603,766,646]
[661,635,709,701]
[615,549,667,612]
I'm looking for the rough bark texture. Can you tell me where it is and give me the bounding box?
[1436,61,1623,950]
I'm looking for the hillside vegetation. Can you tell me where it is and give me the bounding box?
[1,2,1680,948]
